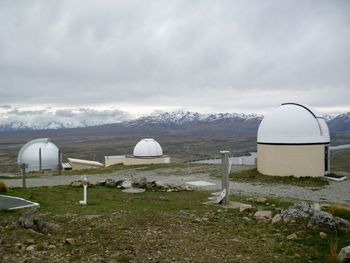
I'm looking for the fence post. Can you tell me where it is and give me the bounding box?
[220,150,230,205]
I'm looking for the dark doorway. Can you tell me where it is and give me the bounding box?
[324,145,329,174]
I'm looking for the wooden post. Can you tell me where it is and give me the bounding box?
[220,150,230,205]
[58,150,62,174]
[21,163,26,189]
[39,148,42,171]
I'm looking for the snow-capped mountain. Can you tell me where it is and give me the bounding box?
[0,109,349,132]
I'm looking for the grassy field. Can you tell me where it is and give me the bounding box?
[230,168,330,187]
[1,186,349,262]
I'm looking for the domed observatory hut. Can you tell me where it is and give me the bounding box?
[105,138,171,166]
[257,103,330,177]
[17,138,61,172]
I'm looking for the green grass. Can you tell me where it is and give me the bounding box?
[231,168,329,187]
[1,186,349,262]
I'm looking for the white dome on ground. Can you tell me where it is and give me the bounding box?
[17,138,60,172]
[257,103,330,144]
[133,138,163,157]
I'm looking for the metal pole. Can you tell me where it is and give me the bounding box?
[58,150,62,174]
[220,151,230,205]
[21,163,26,189]
[39,148,42,171]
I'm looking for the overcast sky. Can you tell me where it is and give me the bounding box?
[0,0,349,119]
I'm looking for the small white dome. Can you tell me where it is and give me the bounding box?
[17,138,60,172]
[257,103,330,144]
[133,138,163,157]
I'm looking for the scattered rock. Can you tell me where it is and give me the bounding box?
[121,180,132,189]
[272,214,282,224]
[131,176,147,188]
[239,204,252,212]
[319,232,327,239]
[242,216,251,221]
[26,245,36,251]
[105,179,117,187]
[65,238,76,245]
[256,197,267,204]
[254,210,272,221]
[16,208,59,233]
[179,184,193,191]
[48,244,56,249]
[83,215,103,220]
[70,181,83,187]
[338,246,350,263]
[286,233,298,240]
[122,188,146,193]
[153,181,168,189]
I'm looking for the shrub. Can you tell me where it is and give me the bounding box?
[0,180,7,193]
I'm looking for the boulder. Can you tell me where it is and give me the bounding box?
[319,232,327,239]
[256,197,267,204]
[334,217,350,233]
[131,177,147,188]
[105,179,117,187]
[16,208,59,233]
[254,210,272,220]
[239,204,252,213]
[339,246,350,263]
[309,211,337,232]
[121,180,132,189]
[153,181,168,189]
[281,204,313,222]
[272,214,282,224]
[286,233,298,240]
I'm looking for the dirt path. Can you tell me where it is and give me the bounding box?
[3,166,350,205]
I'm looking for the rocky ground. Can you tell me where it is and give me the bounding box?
[1,186,349,263]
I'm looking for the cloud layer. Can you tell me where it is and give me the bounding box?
[0,1,349,114]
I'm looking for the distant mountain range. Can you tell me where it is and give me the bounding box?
[0,110,349,134]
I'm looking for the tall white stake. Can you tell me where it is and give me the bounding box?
[79,175,88,205]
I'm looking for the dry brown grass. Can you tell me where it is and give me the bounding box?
[0,180,7,193]
[328,240,341,263]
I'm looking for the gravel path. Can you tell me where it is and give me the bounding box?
[3,166,350,205]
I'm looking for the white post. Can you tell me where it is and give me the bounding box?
[79,175,88,205]
[220,151,230,205]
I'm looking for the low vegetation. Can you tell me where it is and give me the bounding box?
[0,180,7,193]
[231,168,329,187]
[1,186,349,262]
[323,203,350,221]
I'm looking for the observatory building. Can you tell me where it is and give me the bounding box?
[17,138,60,172]
[105,138,171,166]
[257,103,330,177]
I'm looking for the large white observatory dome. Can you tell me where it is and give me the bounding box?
[17,138,60,172]
[133,138,163,157]
[257,103,330,144]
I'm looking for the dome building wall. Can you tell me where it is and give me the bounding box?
[104,138,170,167]
[257,103,330,177]
[17,138,60,172]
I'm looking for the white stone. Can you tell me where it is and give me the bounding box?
[254,210,272,220]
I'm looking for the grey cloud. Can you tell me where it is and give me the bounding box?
[0,0,349,114]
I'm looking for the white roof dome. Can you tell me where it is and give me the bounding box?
[17,138,60,172]
[257,103,330,144]
[133,138,163,157]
